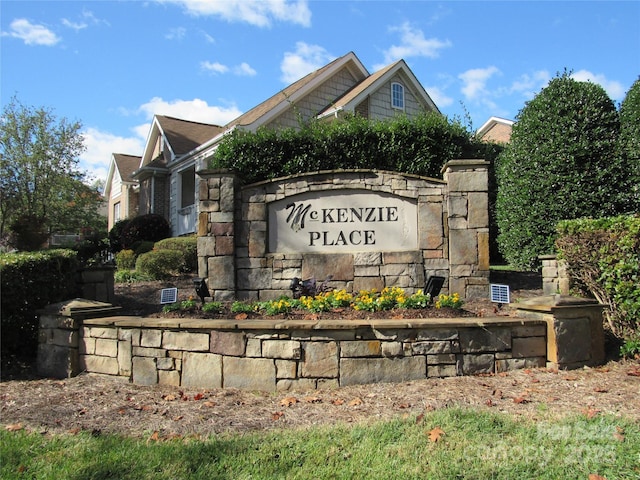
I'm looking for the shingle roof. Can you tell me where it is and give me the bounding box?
[225,52,362,129]
[156,115,225,155]
[113,153,141,181]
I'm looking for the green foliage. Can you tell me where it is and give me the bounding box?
[210,112,486,184]
[231,301,257,314]
[120,214,171,250]
[130,240,155,256]
[434,293,464,309]
[154,236,197,273]
[114,269,153,284]
[115,249,136,270]
[496,72,628,269]
[0,97,104,249]
[108,219,130,253]
[135,249,183,280]
[556,215,640,339]
[620,335,640,359]
[0,249,79,357]
[202,301,223,313]
[618,78,640,211]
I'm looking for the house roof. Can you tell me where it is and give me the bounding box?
[476,116,514,142]
[113,153,141,182]
[224,51,369,130]
[155,115,225,156]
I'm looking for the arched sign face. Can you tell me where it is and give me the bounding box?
[268,190,418,253]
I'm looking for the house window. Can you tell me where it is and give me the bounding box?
[391,82,404,110]
[180,167,196,209]
[113,202,121,221]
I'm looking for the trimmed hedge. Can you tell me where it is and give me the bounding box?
[556,215,640,339]
[0,249,79,357]
[135,249,184,280]
[120,214,171,250]
[154,236,197,273]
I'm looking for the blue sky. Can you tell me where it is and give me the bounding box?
[2,1,639,183]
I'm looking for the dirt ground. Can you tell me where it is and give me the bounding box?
[2,271,639,438]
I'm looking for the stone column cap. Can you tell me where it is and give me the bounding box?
[39,298,122,319]
[515,294,604,313]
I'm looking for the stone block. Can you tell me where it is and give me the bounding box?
[427,364,458,378]
[340,340,381,357]
[340,357,426,386]
[51,329,78,348]
[207,257,235,289]
[117,340,132,376]
[262,340,301,359]
[216,235,235,256]
[223,357,276,391]
[141,329,162,348]
[132,357,157,385]
[353,277,384,293]
[95,339,118,357]
[37,344,79,378]
[80,337,95,355]
[276,359,298,379]
[415,329,459,341]
[461,354,494,375]
[353,252,382,266]
[162,331,209,351]
[512,325,547,338]
[411,341,452,355]
[383,251,422,264]
[447,170,487,192]
[512,337,546,358]
[427,354,457,364]
[237,268,272,290]
[496,357,546,373]
[551,316,591,364]
[158,370,181,386]
[459,328,510,353]
[156,357,174,370]
[276,378,317,391]
[197,236,216,257]
[86,327,118,339]
[382,342,404,358]
[302,254,353,281]
[246,338,261,357]
[210,331,246,356]
[181,352,222,388]
[83,354,120,376]
[302,342,338,378]
[132,346,166,358]
[449,229,477,265]
[39,314,80,330]
[468,192,488,228]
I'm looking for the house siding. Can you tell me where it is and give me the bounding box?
[369,73,426,119]
[268,69,360,128]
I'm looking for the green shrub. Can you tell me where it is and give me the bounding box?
[154,236,197,272]
[130,240,155,256]
[556,215,640,339]
[114,269,153,284]
[115,249,136,270]
[496,72,627,269]
[0,249,79,357]
[120,214,171,249]
[108,219,130,253]
[135,249,183,280]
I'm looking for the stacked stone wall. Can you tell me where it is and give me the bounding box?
[197,161,490,302]
[74,316,547,391]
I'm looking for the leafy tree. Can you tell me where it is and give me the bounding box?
[618,78,640,211]
[495,72,627,269]
[0,97,103,250]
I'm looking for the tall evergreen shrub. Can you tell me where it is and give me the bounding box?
[495,73,624,269]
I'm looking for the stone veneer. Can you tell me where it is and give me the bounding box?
[196,161,491,302]
[38,297,606,390]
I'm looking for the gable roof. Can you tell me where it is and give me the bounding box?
[104,153,142,197]
[476,116,514,143]
[224,51,369,130]
[318,58,440,119]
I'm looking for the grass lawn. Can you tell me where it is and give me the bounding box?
[2,408,638,479]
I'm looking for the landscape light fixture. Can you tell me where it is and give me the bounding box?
[425,276,445,301]
[192,277,210,305]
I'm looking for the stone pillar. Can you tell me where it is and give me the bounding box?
[539,255,570,295]
[514,295,605,369]
[37,299,121,379]
[197,169,237,301]
[442,160,490,299]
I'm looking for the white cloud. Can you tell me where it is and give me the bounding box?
[157,0,311,27]
[424,86,453,109]
[280,42,335,83]
[80,127,146,182]
[137,97,242,125]
[571,70,626,100]
[62,18,88,31]
[2,18,60,46]
[233,62,257,76]
[458,66,501,100]
[201,61,229,74]
[165,27,186,40]
[379,22,451,66]
[508,70,550,99]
